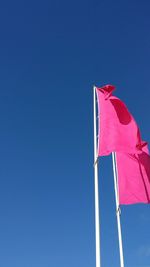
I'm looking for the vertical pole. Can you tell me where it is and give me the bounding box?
[93,86,101,267]
[112,152,125,267]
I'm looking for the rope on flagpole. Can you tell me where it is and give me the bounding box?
[112,152,125,267]
[93,86,101,267]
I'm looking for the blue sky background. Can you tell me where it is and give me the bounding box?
[0,0,150,267]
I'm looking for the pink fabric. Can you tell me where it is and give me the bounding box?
[96,84,150,204]
[117,146,150,204]
[96,85,140,156]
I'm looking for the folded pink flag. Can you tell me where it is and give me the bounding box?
[96,85,140,156]
[96,84,150,204]
[117,145,150,204]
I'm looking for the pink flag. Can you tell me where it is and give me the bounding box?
[117,145,150,204]
[96,84,150,204]
[96,85,140,156]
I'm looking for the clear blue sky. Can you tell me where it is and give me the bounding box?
[0,1,150,267]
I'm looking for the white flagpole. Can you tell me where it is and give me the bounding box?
[112,152,125,267]
[93,86,101,267]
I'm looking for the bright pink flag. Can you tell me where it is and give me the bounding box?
[117,145,150,204]
[96,85,141,156]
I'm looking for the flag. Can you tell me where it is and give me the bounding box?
[96,84,150,204]
[117,144,150,204]
[96,85,141,156]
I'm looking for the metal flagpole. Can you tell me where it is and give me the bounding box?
[112,152,125,267]
[93,86,101,267]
